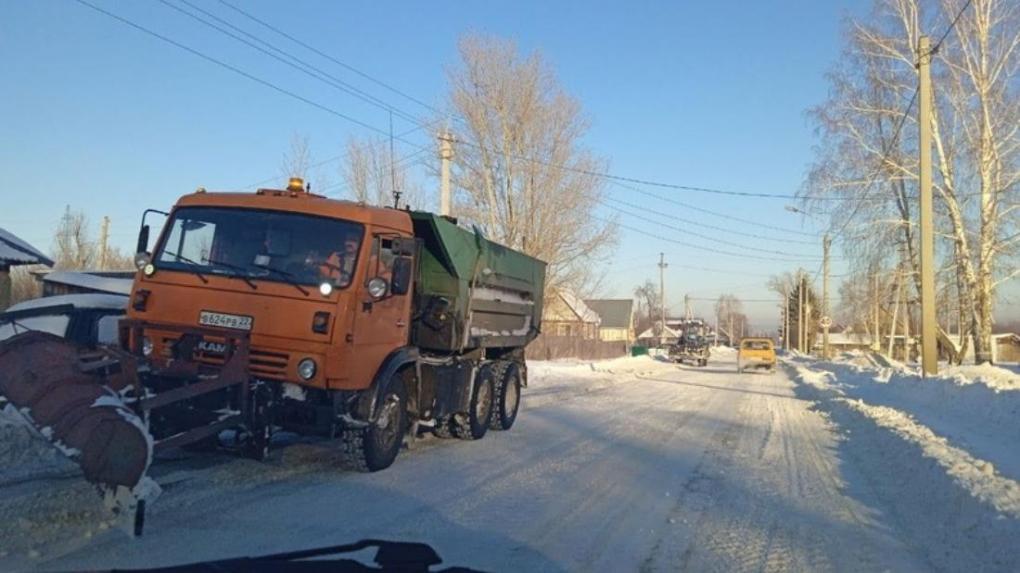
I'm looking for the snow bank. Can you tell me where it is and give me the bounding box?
[786,358,1020,570]
[525,355,676,408]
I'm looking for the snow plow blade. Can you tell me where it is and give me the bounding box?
[0,331,151,489]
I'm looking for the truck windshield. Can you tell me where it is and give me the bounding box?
[154,206,364,289]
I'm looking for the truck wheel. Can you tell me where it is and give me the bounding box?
[490,362,522,431]
[342,371,408,472]
[453,363,495,440]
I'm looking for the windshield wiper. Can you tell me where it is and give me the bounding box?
[160,250,210,283]
[204,256,258,291]
[256,264,310,296]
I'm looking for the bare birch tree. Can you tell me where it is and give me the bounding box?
[53,206,96,270]
[440,35,616,294]
[341,136,421,209]
[804,0,1019,362]
[280,133,312,182]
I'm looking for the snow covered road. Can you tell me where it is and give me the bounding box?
[3,351,1014,571]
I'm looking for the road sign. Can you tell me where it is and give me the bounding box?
[819,316,832,329]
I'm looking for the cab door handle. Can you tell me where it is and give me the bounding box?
[396,319,406,328]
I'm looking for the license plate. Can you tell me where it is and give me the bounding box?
[198,311,253,331]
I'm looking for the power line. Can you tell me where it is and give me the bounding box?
[603,195,818,245]
[72,0,431,148]
[590,214,831,264]
[601,200,828,261]
[931,0,974,54]
[157,0,425,127]
[607,180,818,237]
[216,0,446,118]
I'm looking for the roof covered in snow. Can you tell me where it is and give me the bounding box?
[558,290,600,324]
[41,271,134,295]
[584,299,633,329]
[6,293,128,313]
[637,325,680,339]
[0,227,53,267]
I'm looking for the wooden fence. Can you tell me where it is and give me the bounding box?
[526,334,628,361]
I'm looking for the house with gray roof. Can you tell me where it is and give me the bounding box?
[584,298,635,344]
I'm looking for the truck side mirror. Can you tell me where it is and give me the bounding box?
[136,224,150,255]
[391,256,412,295]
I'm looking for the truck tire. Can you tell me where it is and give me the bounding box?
[432,416,455,439]
[490,361,522,431]
[453,363,495,440]
[342,370,409,472]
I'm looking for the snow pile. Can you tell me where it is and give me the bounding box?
[525,355,676,408]
[786,356,1020,569]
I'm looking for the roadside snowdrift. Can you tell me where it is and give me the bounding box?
[786,355,1020,571]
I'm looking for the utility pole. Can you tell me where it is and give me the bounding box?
[658,253,668,345]
[783,285,789,351]
[822,233,831,359]
[798,274,805,353]
[98,215,110,270]
[439,131,453,217]
[917,35,938,375]
[684,294,692,320]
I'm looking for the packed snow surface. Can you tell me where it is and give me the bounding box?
[0,350,1016,571]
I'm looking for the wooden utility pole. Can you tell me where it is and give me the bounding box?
[822,233,831,359]
[658,253,668,344]
[439,131,453,217]
[917,35,938,375]
[98,215,110,270]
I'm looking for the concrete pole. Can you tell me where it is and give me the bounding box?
[797,275,803,353]
[783,285,789,351]
[823,233,831,359]
[658,253,667,346]
[439,131,453,217]
[98,215,110,270]
[917,35,938,375]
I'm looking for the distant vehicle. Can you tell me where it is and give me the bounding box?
[737,338,776,373]
[667,318,710,366]
[0,293,127,347]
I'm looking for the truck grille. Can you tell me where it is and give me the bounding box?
[189,342,290,381]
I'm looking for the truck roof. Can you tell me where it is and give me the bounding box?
[176,190,413,233]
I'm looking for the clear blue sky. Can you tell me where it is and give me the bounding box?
[3,0,1012,329]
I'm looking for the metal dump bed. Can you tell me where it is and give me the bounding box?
[409,212,546,352]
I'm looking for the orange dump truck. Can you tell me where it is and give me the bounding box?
[114,178,546,472]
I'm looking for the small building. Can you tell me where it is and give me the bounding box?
[34,270,134,297]
[0,227,53,310]
[542,289,600,338]
[584,298,635,343]
[636,324,680,347]
[812,330,875,353]
[947,332,1020,364]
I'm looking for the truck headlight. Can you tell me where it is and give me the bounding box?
[142,337,154,356]
[297,358,317,381]
[367,277,388,298]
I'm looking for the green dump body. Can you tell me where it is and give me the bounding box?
[409,211,546,353]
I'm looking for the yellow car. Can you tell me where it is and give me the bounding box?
[737,338,776,373]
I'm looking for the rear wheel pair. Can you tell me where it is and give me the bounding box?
[435,361,522,440]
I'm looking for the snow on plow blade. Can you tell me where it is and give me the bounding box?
[0,331,151,489]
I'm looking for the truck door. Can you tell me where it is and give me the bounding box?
[350,234,413,388]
